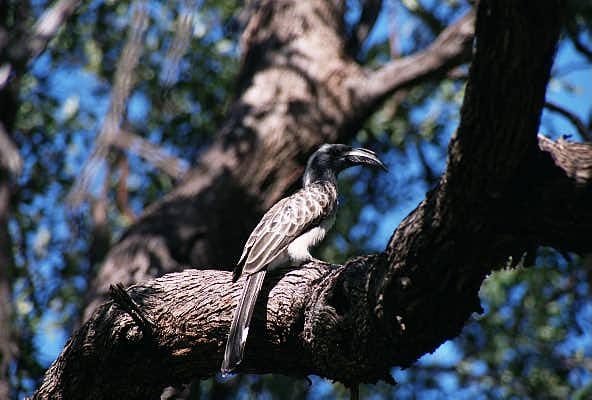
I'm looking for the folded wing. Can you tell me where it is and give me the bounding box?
[237,181,337,277]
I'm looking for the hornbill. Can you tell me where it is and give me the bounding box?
[221,143,387,373]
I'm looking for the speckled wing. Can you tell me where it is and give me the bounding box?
[235,181,337,278]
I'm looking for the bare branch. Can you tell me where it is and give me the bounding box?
[34,262,388,399]
[159,0,197,87]
[545,101,592,142]
[115,154,137,221]
[0,121,22,177]
[29,0,81,60]
[566,25,592,62]
[346,0,383,57]
[111,130,189,179]
[353,10,475,109]
[68,0,149,206]
[571,35,592,61]
[406,0,445,35]
[0,0,80,92]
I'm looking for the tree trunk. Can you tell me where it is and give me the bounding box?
[32,1,591,399]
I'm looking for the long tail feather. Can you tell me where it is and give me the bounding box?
[221,270,267,373]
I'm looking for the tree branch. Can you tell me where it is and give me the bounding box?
[570,35,592,62]
[28,0,81,61]
[111,130,189,180]
[346,0,383,57]
[0,0,80,92]
[532,136,592,252]
[377,0,564,367]
[545,101,592,141]
[0,121,22,177]
[537,135,592,183]
[35,259,401,399]
[68,0,149,206]
[353,10,475,111]
[566,24,592,62]
[159,0,197,87]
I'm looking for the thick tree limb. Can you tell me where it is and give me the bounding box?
[353,10,475,111]
[32,140,592,398]
[377,0,565,367]
[34,265,335,399]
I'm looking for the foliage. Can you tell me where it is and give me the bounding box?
[9,0,240,395]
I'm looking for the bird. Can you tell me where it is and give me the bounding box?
[221,143,387,374]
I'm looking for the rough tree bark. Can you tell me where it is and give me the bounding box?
[33,0,591,399]
[84,0,475,318]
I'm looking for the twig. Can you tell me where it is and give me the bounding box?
[545,101,592,142]
[29,0,81,61]
[347,0,383,57]
[68,0,149,206]
[108,282,155,340]
[111,130,189,179]
[356,10,474,107]
[0,121,22,176]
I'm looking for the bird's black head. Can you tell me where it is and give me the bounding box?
[303,143,387,186]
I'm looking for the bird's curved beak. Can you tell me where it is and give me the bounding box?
[344,147,388,171]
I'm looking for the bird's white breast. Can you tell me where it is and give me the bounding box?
[286,212,336,264]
